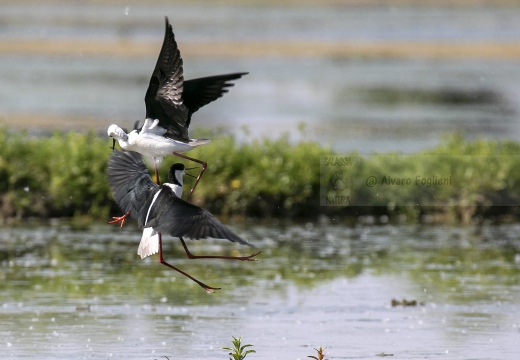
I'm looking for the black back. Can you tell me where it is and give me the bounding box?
[146,188,250,246]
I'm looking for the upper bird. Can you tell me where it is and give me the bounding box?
[108,16,247,190]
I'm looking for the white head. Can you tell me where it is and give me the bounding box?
[107,124,128,142]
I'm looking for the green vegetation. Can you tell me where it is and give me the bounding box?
[0,129,111,222]
[220,338,331,360]
[0,128,519,224]
[221,338,329,360]
[179,132,329,218]
[222,336,256,360]
[350,133,520,222]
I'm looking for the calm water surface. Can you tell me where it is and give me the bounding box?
[1,222,519,359]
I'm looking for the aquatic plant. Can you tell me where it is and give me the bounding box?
[308,346,328,360]
[222,336,256,360]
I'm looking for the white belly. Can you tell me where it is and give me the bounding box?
[128,133,195,157]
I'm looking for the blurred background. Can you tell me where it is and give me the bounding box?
[1,0,520,153]
[2,2,520,359]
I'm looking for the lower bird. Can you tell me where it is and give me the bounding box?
[108,150,259,292]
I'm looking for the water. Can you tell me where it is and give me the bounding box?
[1,2,520,153]
[1,222,520,359]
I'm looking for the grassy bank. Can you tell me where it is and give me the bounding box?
[0,128,519,224]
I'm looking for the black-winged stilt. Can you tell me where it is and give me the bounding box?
[108,150,259,292]
[108,16,247,199]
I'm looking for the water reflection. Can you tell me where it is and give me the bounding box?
[1,222,519,358]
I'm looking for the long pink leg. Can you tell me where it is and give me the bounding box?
[179,237,260,261]
[172,152,207,202]
[158,232,220,293]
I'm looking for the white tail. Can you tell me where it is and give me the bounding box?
[137,227,159,259]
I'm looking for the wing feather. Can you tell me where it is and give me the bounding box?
[144,18,248,141]
[144,17,189,141]
[107,150,157,225]
[183,72,248,127]
[145,188,252,247]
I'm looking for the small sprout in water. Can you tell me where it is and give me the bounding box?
[222,336,256,360]
[376,352,394,357]
[308,347,328,360]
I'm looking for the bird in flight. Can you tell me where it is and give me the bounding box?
[108,150,259,292]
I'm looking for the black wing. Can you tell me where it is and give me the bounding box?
[183,72,248,127]
[108,150,157,226]
[146,188,252,247]
[144,18,248,140]
[144,17,189,142]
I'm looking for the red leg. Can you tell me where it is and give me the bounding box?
[179,237,260,261]
[108,211,130,228]
[172,152,207,202]
[158,233,220,293]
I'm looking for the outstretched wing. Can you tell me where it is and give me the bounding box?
[144,17,189,142]
[146,188,252,247]
[183,72,248,127]
[144,18,248,140]
[107,150,157,225]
